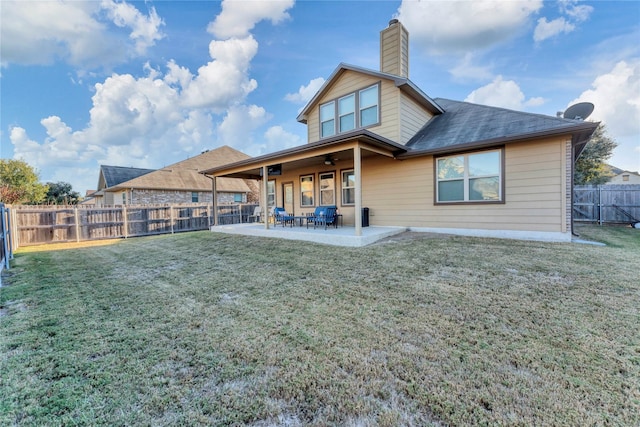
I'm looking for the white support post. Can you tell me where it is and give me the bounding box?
[262,166,269,230]
[354,145,362,236]
[211,176,218,227]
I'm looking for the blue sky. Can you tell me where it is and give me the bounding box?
[1,0,639,194]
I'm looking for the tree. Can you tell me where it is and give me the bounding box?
[574,124,618,185]
[45,181,81,205]
[0,159,49,204]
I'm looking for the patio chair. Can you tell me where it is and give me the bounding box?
[306,205,338,229]
[248,206,262,223]
[273,207,295,227]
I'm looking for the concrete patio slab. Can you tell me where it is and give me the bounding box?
[210,223,407,247]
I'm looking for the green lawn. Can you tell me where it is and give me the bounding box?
[1,225,639,426]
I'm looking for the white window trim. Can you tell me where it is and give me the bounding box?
[319,172,335,205]
[267,180,276,208]
[435,149,503,204]
[300,174,315,207]
[341,169,355,206]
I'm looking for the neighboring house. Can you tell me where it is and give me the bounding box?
[94,146,258,206]
[202,20,598,242]
[606,170,640,184]
[79,190,98,205]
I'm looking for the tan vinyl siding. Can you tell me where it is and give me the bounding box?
[380,21,409,77]
[564,139,572,232]
[361,137,569,232]
[399,93,433,144]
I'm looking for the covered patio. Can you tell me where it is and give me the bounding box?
[201,130,408,239]
[210,223,406,247]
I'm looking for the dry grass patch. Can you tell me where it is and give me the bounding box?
[1,225,639,425]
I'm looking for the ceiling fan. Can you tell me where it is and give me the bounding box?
[323,154,337,166]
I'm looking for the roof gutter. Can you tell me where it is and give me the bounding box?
[396,120,599,159]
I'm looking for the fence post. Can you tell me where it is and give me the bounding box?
[123,205,128,238]
[170,205,175,234]
[207,204,211,228]
[74,207,80,242]
[2,205,10,271]
[598,185,602,225]
[10,208,18,252]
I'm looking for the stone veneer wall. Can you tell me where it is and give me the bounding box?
[129,190,245,204]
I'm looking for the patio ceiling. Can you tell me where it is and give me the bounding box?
[200,129,407,179]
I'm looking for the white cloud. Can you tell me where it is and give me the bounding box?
[100,0,165,55]
[570,60,640,171]
[216,105,271,154]
[6,0,296,192]
[449,53,494,82]
[207,0,294,39]
[571,60,640,138]
[262,126,304,153]
[285,77,326,104]
[560,0,593,22]
[465,76,524,110]
[534,0,592,43]
[533,17,574,42]
[181,36,259,110]
[396,0,543,55]
[0,0,164,68]
[465,76,543,111]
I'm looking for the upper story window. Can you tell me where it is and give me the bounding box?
[436,149,503,203]
[191,192,199,203]
[320,83,380,138]
[320,103,335,138]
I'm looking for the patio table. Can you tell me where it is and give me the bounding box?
[292,216,308,227]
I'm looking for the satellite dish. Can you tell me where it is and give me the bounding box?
[563,102,594,121]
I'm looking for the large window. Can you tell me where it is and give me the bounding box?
[319,172,335,205]
[436,149,503,203]
[301,175,315,207]
[320,83,379,138]
[341,170,355,205]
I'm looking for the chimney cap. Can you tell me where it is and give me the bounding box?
[389,18,399,26]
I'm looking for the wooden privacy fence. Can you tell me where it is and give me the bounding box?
[10,203,259,249]
[573,184,640,224]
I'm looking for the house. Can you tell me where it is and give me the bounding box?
[94,146,258,206]
[606,170,640,185]
[79,190,98,205]
[202,20,598,242]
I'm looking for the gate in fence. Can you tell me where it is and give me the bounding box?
[9,203,259,249]
[573,184,640,224]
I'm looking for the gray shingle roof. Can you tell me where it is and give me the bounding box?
[405,98,597,154]
[100,165,154,188]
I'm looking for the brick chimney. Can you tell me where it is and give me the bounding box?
[380,19,409,78]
